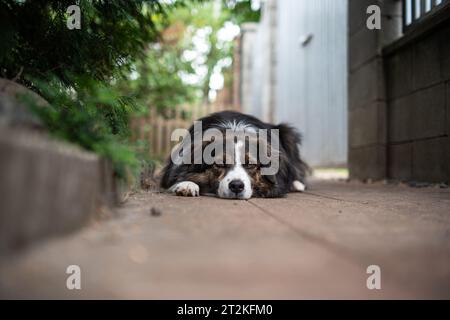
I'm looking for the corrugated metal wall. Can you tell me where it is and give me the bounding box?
[275,0,348,167]
[241,0,348,167]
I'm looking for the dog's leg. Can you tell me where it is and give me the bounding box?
[169,181,200,197]
[292,180,306,192]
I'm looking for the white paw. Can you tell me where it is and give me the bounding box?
[292,180,306,192]
[169,181,200,197]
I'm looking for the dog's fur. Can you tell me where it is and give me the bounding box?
[160,111,309,199]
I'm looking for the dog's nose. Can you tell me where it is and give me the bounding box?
[229,179,245,194]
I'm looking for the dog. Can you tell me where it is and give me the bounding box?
[160,111,309,199]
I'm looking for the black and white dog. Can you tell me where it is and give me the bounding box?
[160,111,309,199]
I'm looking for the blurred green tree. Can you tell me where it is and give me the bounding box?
[167,0,260,103]
[0,0,166,86]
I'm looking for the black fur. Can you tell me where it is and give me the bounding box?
[160,111,309,198]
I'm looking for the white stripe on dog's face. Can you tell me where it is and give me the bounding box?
[217,140,252,200]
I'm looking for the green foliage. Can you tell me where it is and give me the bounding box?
[21,75,144,179]
[117,44,198,115]
[224,0,261,24]
[0,0,166,86]
[162,0,260,102]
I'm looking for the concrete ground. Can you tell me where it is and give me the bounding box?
[0,179,449,299]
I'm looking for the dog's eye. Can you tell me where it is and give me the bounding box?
[244,163,258,169]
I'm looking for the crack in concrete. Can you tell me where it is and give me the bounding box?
[247,199,368,266]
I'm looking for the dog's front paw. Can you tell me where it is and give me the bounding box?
[292,180,306,192]
[169,181,200,197]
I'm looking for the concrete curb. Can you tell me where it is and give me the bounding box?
[0,127,117,255]
[0,78,119,256]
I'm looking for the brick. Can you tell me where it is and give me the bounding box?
[388,94,413,143]
[448,136,450,182]
[349,1,401,27]
[349,58,385,110]
[385,48,413,99]
[388,84,446,142]
[410,84,446,140]
[439,24,450,81]
[447,82,450,135]
[348,0,382,36]
[348,0,370,36]
[382,0,403,17]
[388,143,413,181]
[349,1,402,70]
[349,26,380,72]
[381,14,402,46]
[349,102,386,148]
[413,34,441,90]
[412,137,450,182]
[349,144,386,180]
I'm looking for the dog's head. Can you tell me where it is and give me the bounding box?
[185,132,280,200]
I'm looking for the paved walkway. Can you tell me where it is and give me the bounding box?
[1,180,449,299]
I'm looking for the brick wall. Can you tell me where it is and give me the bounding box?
[348,0,450,183]
[348,0,401,180]
[385,19,450,182]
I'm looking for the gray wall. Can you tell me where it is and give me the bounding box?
[242,0,349,167]
[275,0,348,167]
[348,0,450,182]
[347,0,400,180]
